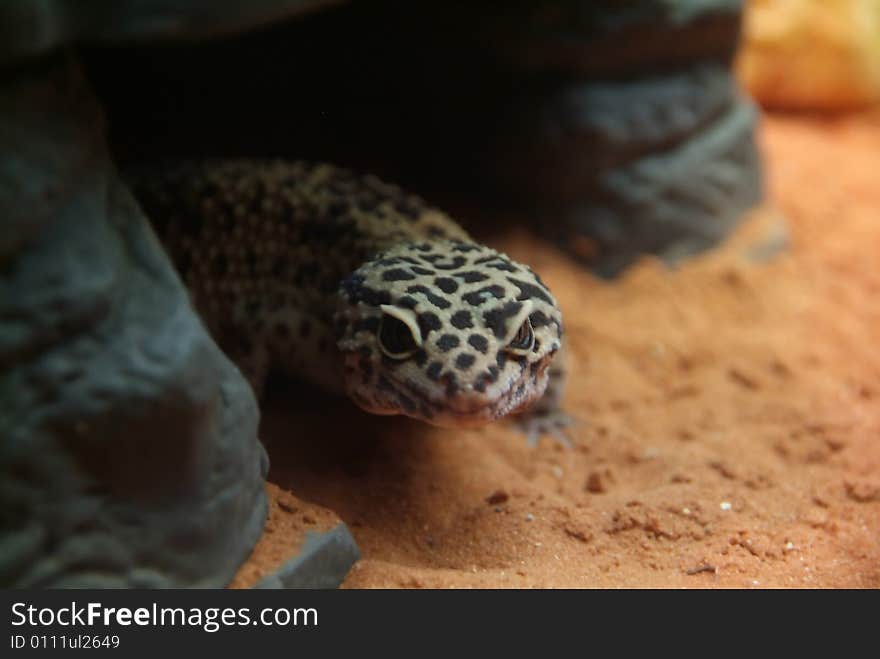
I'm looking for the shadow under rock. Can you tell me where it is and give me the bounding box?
[258,375,436,528]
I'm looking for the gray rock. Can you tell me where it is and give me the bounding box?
[253,524,360,589]
[482,0,747,75]
[465,1,765,276]
[79,0,765,278]
[0,0,343,66]
[523,85,764,277]
[0,56,268,588]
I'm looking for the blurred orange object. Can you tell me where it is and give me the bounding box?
[737,0,880,110]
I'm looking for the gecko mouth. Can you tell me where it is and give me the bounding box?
[342,352,553,428]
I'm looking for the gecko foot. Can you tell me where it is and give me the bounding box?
[514,409,574,448]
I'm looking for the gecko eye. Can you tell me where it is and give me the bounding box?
[378,313,420,359]
[505,318,535,354]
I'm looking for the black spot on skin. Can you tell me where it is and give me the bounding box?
[432,256,468,271]
[434,277,459,294]
[411,266,434,276]
[397,295,419,309]
[473,255,497,265]
[483,301,524,339]
[398,256,422,266]
[487,365,500,382]
[456,271,488,283]
[496,351,508,369]
[451,310,473,330]
[507,277,555,305]
[468,334,489,353]
[406,285,451,310]
[417,312,442,336]
[382,268,416,282]
[377,258,402,267]
[462,285,505,307]
[299,320,311,339]
[486,261,518,272]
[436,334,460,352]
[341,275,392,307]
[529,310,552,329]
[426,362,443,381]
[455,353,476,370]
[474,379,487,393]
[414,349,428,367]
[451,242,481,253]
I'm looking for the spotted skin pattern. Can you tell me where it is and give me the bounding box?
[130,159,568,441]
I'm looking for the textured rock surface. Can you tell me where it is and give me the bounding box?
[254,524,360,589]
[86,0,763,278]
[467,0,764,276]
[488,66,763,277]
[737,0,880,110]
[0,0,341,66]
[0,56,268,587]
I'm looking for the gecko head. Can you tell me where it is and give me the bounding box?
[334,239,563,428]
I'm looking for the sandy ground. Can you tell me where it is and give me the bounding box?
[231,109,880,589]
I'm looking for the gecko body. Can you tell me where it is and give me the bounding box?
[130,160,567,439]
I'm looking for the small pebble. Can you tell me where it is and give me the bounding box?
[585,471,606,493]
[486,490,509,506]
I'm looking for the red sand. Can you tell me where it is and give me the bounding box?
[232,110,880,589]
